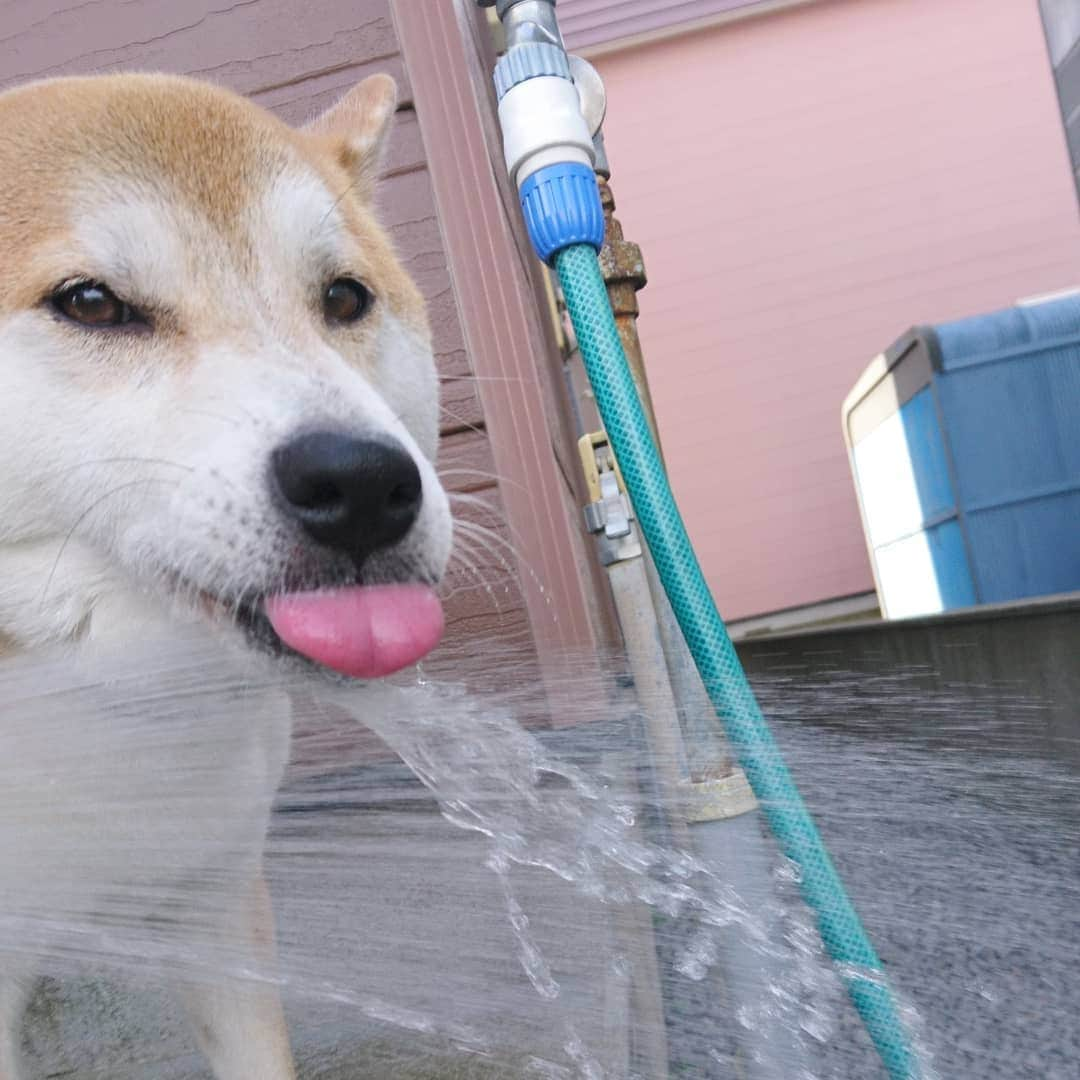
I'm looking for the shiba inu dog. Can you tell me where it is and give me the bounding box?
[0,71,452,1078]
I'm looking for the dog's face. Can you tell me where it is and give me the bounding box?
[0,74,451,670]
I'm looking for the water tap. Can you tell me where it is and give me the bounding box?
[478,0,606,264]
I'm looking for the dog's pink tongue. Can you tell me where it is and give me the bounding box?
[264,585,443,678]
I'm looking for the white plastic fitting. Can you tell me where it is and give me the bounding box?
[497,75,595,188]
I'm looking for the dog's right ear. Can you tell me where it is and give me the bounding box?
[304,74,398,201]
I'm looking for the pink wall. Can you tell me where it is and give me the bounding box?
[559,0,772,53]
[595,0,1080,620]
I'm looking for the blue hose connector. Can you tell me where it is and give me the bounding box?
[519,162,605,265]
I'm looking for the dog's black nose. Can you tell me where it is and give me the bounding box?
[272,431,422,566]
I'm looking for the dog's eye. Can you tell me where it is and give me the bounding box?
[51,281,143,329]
[324,277,374,324]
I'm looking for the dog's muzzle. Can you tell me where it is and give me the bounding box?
[271,430,423,571]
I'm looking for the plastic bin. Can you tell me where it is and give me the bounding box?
[842,293,1080,619]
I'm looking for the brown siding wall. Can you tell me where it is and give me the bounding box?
[0,0,565,669]
[391,0,617,691]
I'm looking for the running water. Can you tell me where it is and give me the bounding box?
[1,629,1077,1078]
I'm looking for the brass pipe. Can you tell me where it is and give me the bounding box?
[596,177,664,456]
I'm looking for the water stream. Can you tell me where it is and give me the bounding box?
[1,632,1076,1078]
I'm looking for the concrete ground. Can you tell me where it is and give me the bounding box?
[17,599,1080,1077]
[19,770,646,1079]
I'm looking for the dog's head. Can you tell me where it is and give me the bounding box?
[0,73,451,676]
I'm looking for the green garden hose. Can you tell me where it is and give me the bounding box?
[554,242,918,1080]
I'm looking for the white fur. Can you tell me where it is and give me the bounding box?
[70,183,189,306]
[0,166,451,649]
[0,104,451,1080]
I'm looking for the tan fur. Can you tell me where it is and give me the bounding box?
[0,74,427,335]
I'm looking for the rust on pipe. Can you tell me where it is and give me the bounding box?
[596,176,664,456]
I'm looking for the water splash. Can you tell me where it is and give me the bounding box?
[0,633,1076,1077]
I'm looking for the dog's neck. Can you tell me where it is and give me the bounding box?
[0,537,167,655]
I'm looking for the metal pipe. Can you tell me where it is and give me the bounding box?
[557,240,918,1080]
[596,178,661,448]
[500,0,564,50]
[478,0,564,51]
[594,166,735,782]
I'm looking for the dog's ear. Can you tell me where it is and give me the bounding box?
[304,74,398,201]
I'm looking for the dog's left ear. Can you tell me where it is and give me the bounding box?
[304,74,398,200]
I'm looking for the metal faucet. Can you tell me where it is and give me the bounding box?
[478,0,564,50]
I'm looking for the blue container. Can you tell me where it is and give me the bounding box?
[842,293,1080,619]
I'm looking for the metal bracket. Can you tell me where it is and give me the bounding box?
[579,432,642,564]
[567,55,606,137]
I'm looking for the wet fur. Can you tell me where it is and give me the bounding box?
[0,73,452,1078]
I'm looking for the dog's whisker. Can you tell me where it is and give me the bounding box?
[439,553,511,614]
[452,521,555,599]
[450,527,521,581]
[32,457,195,482]
[200,393,262,427]
[446,538,486,571]
[440,468,530,495]
[447,488,501,504]
[453,508,541,570]
[318,176,363,228]
[174,408,244,429]
[39,479,178,609]
[448,494,507,520]
[453,519,527,563]
[438,575,508,613]
[445,557,512,596]
[452,523,530,564]
[436,410,487,440]
[438,374,527,384]
[447,552,514,590]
